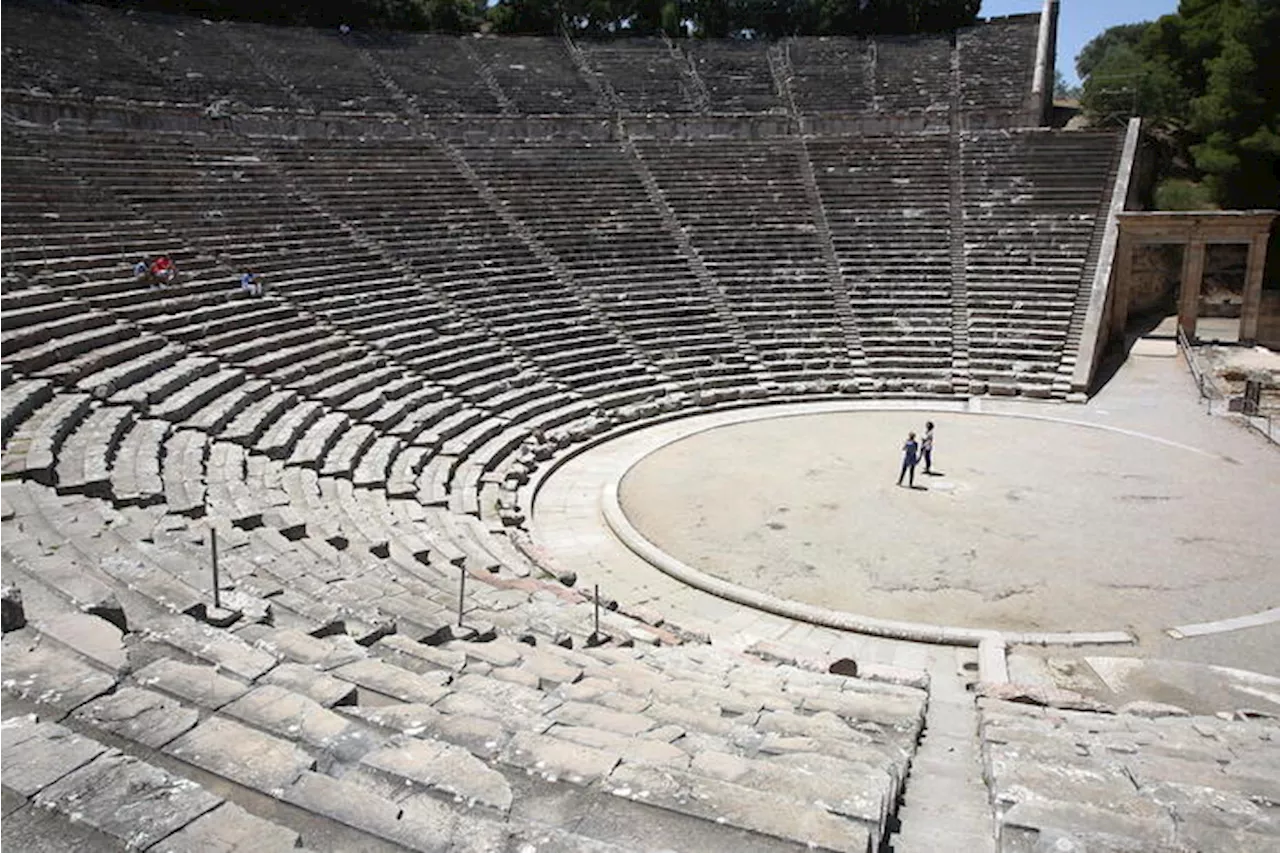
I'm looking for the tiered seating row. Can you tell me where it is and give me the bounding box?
[980,697,1280,852]
[961,129,1120,395]
[3,1,1045,120]
[3,473,929,851]
[809,133,954,389]
[637,137,855,382]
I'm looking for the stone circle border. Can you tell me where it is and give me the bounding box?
[577,399,1237,648]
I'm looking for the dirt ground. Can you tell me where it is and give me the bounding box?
[618,409,1280,638]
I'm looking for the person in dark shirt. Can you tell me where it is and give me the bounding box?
[898,432,919,488]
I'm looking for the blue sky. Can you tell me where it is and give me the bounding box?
[980,0,1181,85]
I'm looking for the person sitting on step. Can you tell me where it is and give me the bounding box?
[239,268,263,298]
[149,254,176,288]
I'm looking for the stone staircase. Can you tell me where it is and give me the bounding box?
[621,135,767,380]
[888,653,996,853]
[796,134,870,380]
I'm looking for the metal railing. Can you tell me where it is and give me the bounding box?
[1178,324,1277,444]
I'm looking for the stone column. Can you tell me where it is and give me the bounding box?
[1239,231,1270,343]
[1109,230,1134,342]
[1177,239,1206,340]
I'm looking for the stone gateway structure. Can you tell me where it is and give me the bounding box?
[3,1,1279,851]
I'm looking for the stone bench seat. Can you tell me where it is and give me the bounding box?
[1,716,305,852]
[147,367,247,424]
[215,321,334,365]
[54,404,136,498]
[3,319,134,376]
[161,429,209,516]
[385,444,431,498]
[366,385,448,432]
[437,359,524,397]
[288,412,353,470]
[184,376,273,435]
[194,313,319,356]
[319,423,379,479]
[266,344,370,388]
[417,452,458,509]
[415,406,491,450]
[346,434,402,489]
[72,341,185,399]
[217,389,297,447]
[290,355,388,400]
[204,442,271,528]
[1,378,56,446]
[259,399,326,460]
[109,417,170,507]
[1,392,94,486]
[381,396,463,442]
[112,350,220,407]
[312,364,405,410]
[238,333,346,376]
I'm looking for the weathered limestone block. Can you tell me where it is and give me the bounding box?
[330,658,451,705]
[166,717,315,793]
[1,638,116,713]
[0,718,107,797]
[502,730,620,784]
[260,661,358,708]
[549,724,690,767]
[223,685,378,761]
[284,770,507,852]
[132,659,249,710]
[998,799,1179,853]
[36,611,126,672]
[72,687,200,749]
[552,701,656,737]
[34,751,221,849]
[361,737,513,811]
[247,625,366,671]
[153,801,302,852]
[608,762,873,853]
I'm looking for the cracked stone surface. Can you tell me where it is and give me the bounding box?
[72,686,200,748]
[34,751,221,849]
[152,801,301,852]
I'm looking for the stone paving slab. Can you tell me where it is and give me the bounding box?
[1,634,117,713]
[71,686,200,749]
[1,717,107,798]
[34,751,222,849]
[165,717,315,793]
[360,736,514,811]
[152,801,302,853]
[608,762,874,852]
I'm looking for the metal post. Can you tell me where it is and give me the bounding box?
[210,527,221,610]
[594,584,600,638]
[458,566,466,627]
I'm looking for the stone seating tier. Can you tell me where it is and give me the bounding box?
[581,39,694,114]
[979,697,1280,852]
[3,480,931,850]
[4,2,1043,121]
[689,42,784,113]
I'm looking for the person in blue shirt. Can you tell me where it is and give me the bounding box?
[898,431,919,488]
[240,269,263,297]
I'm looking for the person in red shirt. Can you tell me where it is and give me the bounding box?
[149,255,176,288]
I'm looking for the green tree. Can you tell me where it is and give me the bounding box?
[1184,0,1280,208]
[1075,22,1148,80]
